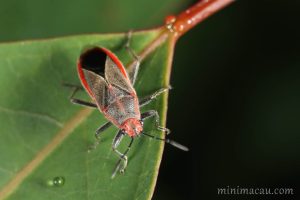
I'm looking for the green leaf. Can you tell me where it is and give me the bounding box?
[0,30,174,199]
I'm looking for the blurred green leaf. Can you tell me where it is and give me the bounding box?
[0,0,192,42]
[0,30,174,200]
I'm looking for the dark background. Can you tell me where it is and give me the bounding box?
[1,0,299,199]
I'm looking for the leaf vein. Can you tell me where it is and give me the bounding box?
[0,106,63,128]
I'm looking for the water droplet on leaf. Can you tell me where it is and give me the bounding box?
[47,176,65,187]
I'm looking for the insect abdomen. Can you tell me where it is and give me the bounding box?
[105,96,140,126]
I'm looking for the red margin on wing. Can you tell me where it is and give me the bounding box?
[77,47,130,99]
[77,61,94,98]
[100,47,129,79]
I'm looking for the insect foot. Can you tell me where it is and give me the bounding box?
[111,156,128,179]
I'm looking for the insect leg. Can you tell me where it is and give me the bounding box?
[124,31,141,85]
[88,121,113,153]
[70,99,97,108]
[141,110,171,135]
[139,86,172,107]
[63,82,97,108]
[141,111,189,151]
[142,132,189,151]
[111,130,134,178]
[62,82,83,91]
[95,121,112,139]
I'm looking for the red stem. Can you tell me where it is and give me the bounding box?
[167,0,235,39]
[128,0,234,69]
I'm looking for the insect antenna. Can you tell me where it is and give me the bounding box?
[142,132,189,151]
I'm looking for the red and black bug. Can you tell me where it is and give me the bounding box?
[65,33,188,178]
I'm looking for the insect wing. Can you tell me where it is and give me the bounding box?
[77,46,135,110]
[105,56,135,94]
[81,69,108,109]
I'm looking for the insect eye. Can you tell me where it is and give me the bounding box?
[139,120,144,126]
[121,129,126,133]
